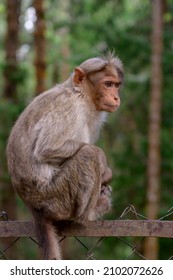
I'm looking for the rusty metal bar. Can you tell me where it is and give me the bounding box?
[0,220,173,238]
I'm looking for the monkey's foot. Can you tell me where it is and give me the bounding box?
[95,194,112,216]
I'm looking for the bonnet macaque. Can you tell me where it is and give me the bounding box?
[7,53,123,259]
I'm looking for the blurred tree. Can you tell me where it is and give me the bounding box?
[144,0,164,259]
[33,0,46,95]
[1,0,22,259]
[3,0,21,101]
[58,0,71,81]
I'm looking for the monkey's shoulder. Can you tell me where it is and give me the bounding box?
[28,84,84,111]
[13,85,87,136]
[18,85,79,119]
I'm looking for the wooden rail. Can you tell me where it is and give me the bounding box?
[0,220,173,238]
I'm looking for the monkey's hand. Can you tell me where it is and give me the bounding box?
[101,184,112,196]
[95,184,112,216]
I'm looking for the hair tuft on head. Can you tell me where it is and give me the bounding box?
[76,50,124,80]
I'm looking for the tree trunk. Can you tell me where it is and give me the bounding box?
[58,0,71,81]
[59,27,70,81]
[1,0,21,259]
[33,0,46,95]
[144,0,164,260]
[3,0,21,101]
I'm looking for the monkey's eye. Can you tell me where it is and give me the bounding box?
[104,81,121,88]
[104,81,114,88]
[115,82,121,88]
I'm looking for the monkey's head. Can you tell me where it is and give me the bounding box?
[73,53,124,113]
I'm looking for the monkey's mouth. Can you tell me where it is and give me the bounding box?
[104,103,118,109]
[102,103,118,113]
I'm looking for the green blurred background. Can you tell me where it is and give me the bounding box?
[0,0,173,260]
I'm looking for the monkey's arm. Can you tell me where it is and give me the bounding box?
[34,138,86,165]
[32,113,87,165]
[31,97,89,165]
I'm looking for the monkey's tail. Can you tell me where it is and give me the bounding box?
[32,210,61,260]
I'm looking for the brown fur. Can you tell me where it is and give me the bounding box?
[6,53,123,259]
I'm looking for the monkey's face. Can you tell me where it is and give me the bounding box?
[94,75,121,113]
[73,65,123,113]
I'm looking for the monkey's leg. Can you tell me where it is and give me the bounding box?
[64,145,112,222]
[31,145,109,225]
[39,145,103,223]
[91,166,112,218]
[67,146,104,222]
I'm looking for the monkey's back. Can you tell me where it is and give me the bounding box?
[7,84,105,203]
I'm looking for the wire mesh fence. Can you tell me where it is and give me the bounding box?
[0,206,173,260]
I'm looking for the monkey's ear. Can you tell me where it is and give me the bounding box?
[73,67,86,85]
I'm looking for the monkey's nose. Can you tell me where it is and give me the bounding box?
[114,96,119,101]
